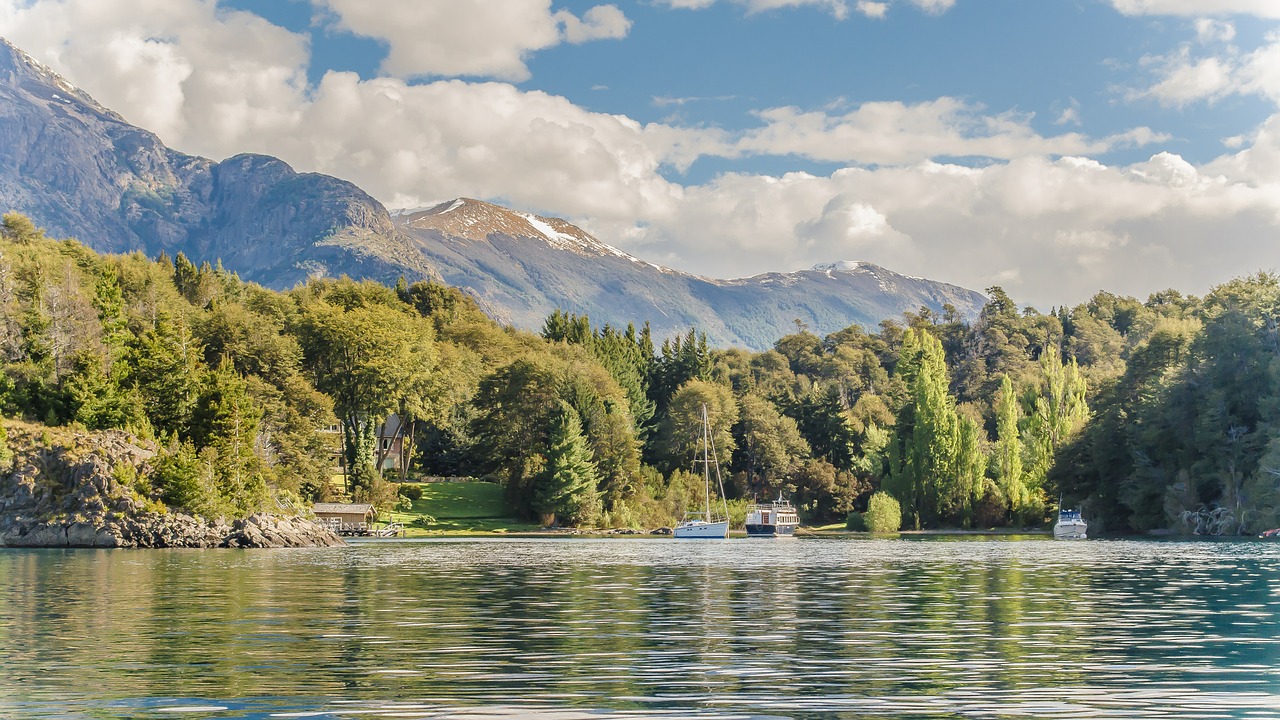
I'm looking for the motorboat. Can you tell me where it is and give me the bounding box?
[745,495,799,537]
[1053,508,1088,539]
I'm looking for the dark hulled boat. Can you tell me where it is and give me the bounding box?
[745,496,799,537]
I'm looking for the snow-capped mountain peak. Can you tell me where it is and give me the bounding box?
[395,198,660,268]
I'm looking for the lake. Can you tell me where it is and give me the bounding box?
[1,536,1277,719]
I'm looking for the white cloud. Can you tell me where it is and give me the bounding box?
[731,99,1164,164]
[856,2,888,19]
[313,0,630,81]
[1136,32,1280,106]
[1195,19,1235,44]
[909,0,955,15]
[654,0,850,18]
[0,0,310,151]
[1110,0,1280,19]
[584,150,1280,308]
[3,0,1280,312]
[656,0,957,18]
[557,5,631,44]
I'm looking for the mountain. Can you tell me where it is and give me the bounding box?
[0,38,437,288]
[0,37,985,350]
[397,199,987,349]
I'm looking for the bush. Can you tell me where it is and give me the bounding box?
[397,483,423,501]
[845,510,865,531]
[864,492,902,533]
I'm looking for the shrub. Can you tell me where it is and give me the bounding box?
[864,492,902,533]
[845,510,865,531]
[397,483,423,501]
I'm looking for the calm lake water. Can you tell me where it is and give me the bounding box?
[1,536,1278,719]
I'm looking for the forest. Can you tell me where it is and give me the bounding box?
[1,211,1278,535]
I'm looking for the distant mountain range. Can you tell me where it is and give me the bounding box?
[0,37,986,350]
[397,198,986,348]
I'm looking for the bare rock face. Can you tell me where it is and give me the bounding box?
[0,37,438,290]
[0,422,343,549]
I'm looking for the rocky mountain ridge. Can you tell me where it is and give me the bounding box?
[0,36,986,350]
[0,37,438,289]
[397,198,987,348]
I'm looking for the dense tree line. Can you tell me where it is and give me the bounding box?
[3,211,1279,534]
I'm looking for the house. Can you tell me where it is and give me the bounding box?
[313,503,376,535]
[317,414,411,478]
[376,414,406,473]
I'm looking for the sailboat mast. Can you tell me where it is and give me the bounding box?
[702,403,711,518]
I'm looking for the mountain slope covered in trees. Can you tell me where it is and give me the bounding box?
[2,210,1277,536]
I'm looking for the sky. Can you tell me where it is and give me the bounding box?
[2,0,1280,309]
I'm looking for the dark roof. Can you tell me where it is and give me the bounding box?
[313,503,375,515]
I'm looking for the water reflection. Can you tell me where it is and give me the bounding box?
[0,538,1277,719]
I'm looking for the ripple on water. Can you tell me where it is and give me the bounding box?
[0,538,1278,719]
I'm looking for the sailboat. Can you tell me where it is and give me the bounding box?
[673,404,730,539]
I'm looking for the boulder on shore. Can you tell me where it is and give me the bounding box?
[0,421,343,549]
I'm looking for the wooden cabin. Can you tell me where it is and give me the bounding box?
[313,503,376,535]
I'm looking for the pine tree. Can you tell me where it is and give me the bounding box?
[534,402,600,526]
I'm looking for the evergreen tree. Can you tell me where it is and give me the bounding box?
[534,401,601,526]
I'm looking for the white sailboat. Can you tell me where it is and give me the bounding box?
[673,404,729,539]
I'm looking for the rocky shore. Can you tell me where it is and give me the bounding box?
[0,422,342,549]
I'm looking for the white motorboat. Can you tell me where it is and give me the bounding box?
[673,404,729,540]
[1054,509,1088,539]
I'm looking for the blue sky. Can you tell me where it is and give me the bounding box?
[3,0,1280,307]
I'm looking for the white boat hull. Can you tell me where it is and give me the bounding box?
[673,520,728,539]
[1054,520,1088,540]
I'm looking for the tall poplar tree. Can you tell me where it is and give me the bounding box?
[993,374,1027,522]
[1023,345,1089,520]
[887,329,963,528]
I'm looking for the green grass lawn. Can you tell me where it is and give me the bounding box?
[384,481,542,536]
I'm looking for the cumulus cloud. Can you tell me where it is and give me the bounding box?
[3,0,1280,311]
[908,0,955,15]
[557,5,631,44]
[1136,32,1280,106]
[855,1,888,19]
[1195,19,1236,44]
[656,0,957,18]
[1110,0,1280,19]
[654,0,851,18]
[313,0,630,81]
[731,99,1165,164]
[0,0,310,151]
[582,151,1280,308]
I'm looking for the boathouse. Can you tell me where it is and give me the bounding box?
[312,503,376,535]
